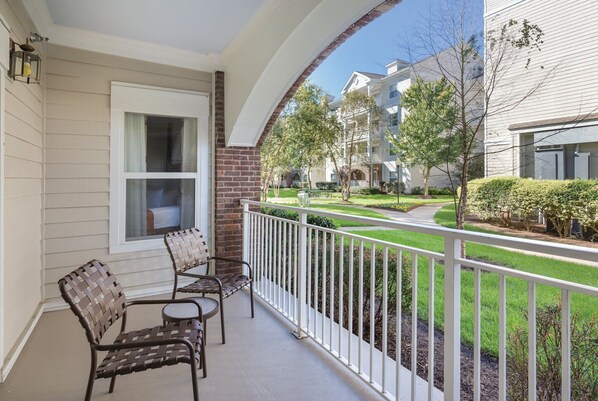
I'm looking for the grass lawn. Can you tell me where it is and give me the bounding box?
[349,205,598,356]
[266,188,454,206]
[304,204,390,228]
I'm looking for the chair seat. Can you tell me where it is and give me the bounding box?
[96,319,202,379]
[178,274,251,298]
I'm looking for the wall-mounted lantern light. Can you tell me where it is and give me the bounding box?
[9,33,48,84]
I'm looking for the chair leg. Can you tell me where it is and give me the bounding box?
[249,280,255,318]
[219,291,226,344]
[201,339,207,378]
[190,354,199,401]
[85,349,97,401]
[109,376,117,393]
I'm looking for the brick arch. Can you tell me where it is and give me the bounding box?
[256,0,401,147]
[214,0,401,271]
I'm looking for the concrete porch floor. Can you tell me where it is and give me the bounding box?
[0,291,380,401]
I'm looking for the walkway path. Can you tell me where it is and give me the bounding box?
[339,203,449,231]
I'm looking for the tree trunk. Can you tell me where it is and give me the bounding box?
[423,166,431,197]
[307,166,312,189]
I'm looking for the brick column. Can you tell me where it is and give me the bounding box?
[214,71,260,274]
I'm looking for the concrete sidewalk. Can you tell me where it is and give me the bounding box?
[339,203,450,231]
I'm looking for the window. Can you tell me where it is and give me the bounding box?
[388,112,399,126]
[389,171,397,182]
[389,83,399,99]
[110,82,209,253]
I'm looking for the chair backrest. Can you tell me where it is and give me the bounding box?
[58,260,127,344]
[164,228,210,273]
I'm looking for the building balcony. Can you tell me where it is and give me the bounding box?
[2,203,596,401]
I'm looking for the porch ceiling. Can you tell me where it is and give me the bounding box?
[22,0,392,147]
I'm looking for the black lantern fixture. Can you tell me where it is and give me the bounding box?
[9,33,48,84]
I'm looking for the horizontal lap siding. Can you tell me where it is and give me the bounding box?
[44,44,212,305]
[485,0,598,176]
[1,0,44,363]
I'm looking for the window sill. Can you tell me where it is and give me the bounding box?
[109,238,166,254]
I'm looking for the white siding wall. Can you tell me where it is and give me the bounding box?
[485,0,598,176]
[1,0,44,368]
[43,45,212,306]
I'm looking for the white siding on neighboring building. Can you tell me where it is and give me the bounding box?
[43,45,212,306]
[485,0,598,176]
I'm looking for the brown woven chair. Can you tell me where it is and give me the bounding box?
[164,228,254,344]
[58,259,205,401]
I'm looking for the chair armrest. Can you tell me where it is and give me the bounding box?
[127,298,203,319]
[94,337,195,353]
[209,256,253,279]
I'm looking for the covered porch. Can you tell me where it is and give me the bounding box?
[0,292,377,401]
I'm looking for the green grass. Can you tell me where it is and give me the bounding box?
[305,204,389,227]
[349,207,598,356]
[266,188,453,206]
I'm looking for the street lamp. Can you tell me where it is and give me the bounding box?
[396,157,401,204]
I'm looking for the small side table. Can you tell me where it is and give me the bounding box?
[162,297,220,338]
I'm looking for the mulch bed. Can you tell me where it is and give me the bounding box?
[382,314,499,401]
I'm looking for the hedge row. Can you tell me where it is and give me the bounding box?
[260,207,338,230]
[467,177,598,238]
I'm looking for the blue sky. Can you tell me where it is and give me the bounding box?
[308,0,435,99]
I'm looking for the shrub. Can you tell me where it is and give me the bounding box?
[507,303,597,400]
[428,186,454,196]
[384,181,405,195]
[508,178,542,230]
[410,186,424,195]
[350,186,381,195]
[369,203,421,212]
[260,207,338,230]
[315,181,338,191]
[467,177,520,226]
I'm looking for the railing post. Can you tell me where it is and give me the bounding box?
[444,236,461,401]
[293,210,308,339]
[242,202,249,274]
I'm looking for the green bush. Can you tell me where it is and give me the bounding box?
[467,177,519,226]
[315,181,338,191]
[370,203,421,212]
[260,207,338,230]
[468,178,598,239]
[350,186,381,195]
[384,181,406,195]
[507,303,597,400]
[428,186,455,196]
[410,186,423,195]
[508,179,542,230]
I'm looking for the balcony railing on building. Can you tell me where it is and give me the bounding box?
[240,200,598,401]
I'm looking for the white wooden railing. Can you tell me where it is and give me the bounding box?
[241,200,598,401]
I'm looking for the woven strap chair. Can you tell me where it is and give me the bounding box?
[164,228,254,344]
[58,260,206,401]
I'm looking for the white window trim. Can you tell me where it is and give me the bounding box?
[109,82,209,254]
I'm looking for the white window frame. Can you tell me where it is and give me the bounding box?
[109,82,209,253]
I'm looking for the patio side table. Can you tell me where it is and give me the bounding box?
[162,297,220,338]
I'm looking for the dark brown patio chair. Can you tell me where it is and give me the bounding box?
[58,259,205,401]
[164,228,254,344]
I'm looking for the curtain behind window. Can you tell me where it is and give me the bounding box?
[125,113,147,238]
[180,118,197,228]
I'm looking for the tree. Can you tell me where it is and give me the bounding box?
[334,91,382,201]
[260,119,292,202]
[405,0,547,230]
[284,82,335,189]
[388,78,458,197]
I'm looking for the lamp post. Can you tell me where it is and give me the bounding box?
[396,157,401,204]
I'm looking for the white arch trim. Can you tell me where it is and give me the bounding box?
[224,0,387,147]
